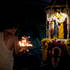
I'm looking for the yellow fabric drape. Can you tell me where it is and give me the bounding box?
[58,23,64,39]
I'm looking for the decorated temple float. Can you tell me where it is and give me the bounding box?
[41,4,70,68]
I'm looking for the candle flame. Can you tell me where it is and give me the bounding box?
[18,36,32,47]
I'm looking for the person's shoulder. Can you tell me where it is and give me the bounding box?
[0,32,3,34]
[0,32,4,39]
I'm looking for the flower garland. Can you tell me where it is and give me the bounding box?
[47,11,67,23]
[54,12,67,23]
[65,39,70,56]
[51,47,61,68]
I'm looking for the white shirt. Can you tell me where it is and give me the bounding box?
[0,32,14,70]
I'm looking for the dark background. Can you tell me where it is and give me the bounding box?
[1,0,70,70]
